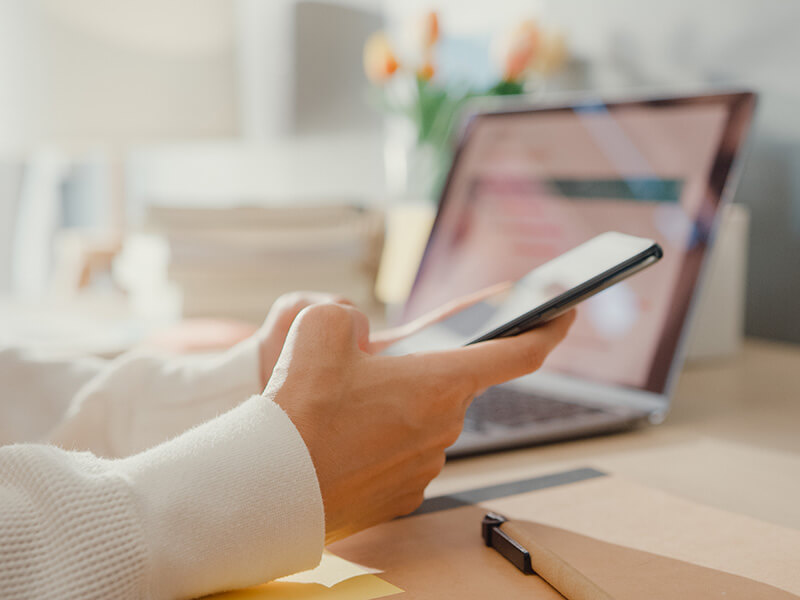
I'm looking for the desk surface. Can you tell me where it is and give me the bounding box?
[430,338,800,529]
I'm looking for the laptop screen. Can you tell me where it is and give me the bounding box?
[402,93,754,394]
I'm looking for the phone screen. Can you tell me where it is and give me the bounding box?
[385,232,660,355]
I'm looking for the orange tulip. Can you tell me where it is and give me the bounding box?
[420,11,439,49]
[363,32,399,84]
[498,20,541,82]
[417,61,435,81]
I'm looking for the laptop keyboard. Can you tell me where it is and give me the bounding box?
[464,386,604,432]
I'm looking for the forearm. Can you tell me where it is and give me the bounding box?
[0,395,324,600]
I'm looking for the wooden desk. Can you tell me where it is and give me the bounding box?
[429,339,800,529]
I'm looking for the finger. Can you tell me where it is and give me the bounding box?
[333,303,371,351]
[367,281,512,354]
[321,293,355,307]
[412,309,576,391]
[287,302,372,355]
[293,292,355,311]
[262,292,354,329]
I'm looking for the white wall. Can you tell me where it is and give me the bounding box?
[0,1,44,154]
[8,0,798,146]
[0,0,238,149]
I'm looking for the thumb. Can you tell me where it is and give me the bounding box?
[413,309,576,392]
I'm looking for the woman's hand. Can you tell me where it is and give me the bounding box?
[256,292,353,389]
[255,283,509,389]
[264,302,575,543]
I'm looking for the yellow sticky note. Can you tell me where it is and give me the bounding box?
[209,575,402,600]
[208,552,403,600]
[278,552,381,587]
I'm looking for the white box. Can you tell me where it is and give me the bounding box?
[684,203,749,361]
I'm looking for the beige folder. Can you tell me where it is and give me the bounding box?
[330,475,800,599]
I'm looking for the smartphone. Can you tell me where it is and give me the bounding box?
[468,232,663,344]
[385,232,663,355]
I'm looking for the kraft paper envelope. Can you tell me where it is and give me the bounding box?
[503,520,799,600]
[487,475,800,595]
[330,474,800,599]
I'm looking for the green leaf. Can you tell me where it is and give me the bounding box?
[486,80,526,96]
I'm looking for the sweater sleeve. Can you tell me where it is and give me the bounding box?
[47,337,263,458]
[0,395,325,600]
[0,347,106,445]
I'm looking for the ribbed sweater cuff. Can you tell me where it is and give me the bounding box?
[118,395,324,599]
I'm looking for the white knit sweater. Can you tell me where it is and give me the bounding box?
[0,342,325,599]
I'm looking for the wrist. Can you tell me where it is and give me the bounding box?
[257,316,296,389]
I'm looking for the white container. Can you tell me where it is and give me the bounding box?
[684,203,749,361]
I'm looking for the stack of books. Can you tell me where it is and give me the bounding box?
[133,204,384,324]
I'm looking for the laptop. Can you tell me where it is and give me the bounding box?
[388,91,756,457]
